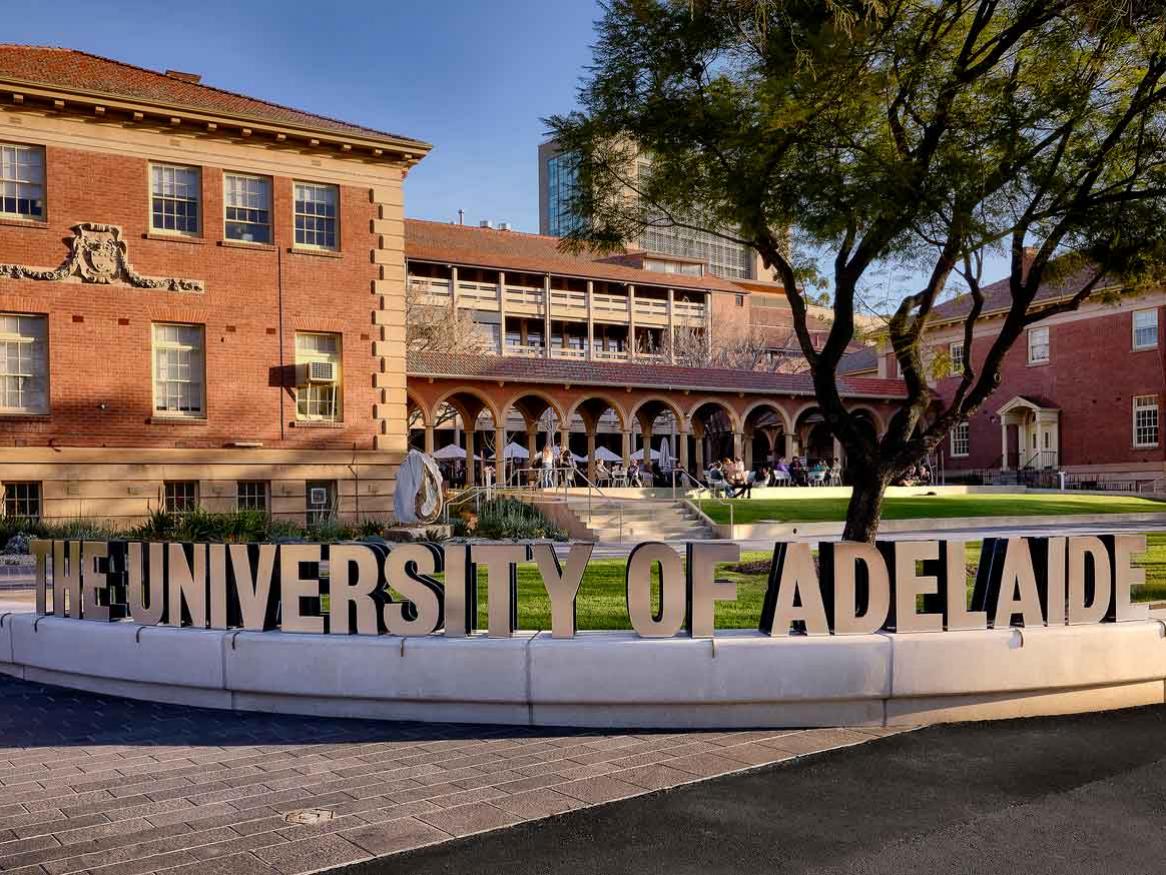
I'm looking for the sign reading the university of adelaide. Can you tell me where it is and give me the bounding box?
[29,536,1151,639]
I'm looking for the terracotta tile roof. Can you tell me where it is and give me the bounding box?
[405,219,748,294]
[837,346,879,375]
[409,351,906,400]
[931,264,1112,323]
[0,45,428,148]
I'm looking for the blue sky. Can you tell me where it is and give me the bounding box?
[7,0,601,231]
[8,0,1007,295]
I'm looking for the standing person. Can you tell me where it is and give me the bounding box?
[540,443,555,489]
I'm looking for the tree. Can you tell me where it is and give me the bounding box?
[549,0,1166,541]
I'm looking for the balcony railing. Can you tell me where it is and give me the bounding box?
[593,348,629,362]
[457,281,500,308]
[409,277,451,301]
[504,285,545,314]
[591,293,630,319]
[505,343,544,358]
[673,300,707,322]
[633,297,669,324]
[550,346,587,360]
[549,288,587,315]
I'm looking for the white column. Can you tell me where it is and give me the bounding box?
[784,432,796,460]
[628,284,636,361]
[1000,420,1009,471]
[450,265,459,315]
[543,273,552,360]
[497,270,507,356]
[586,280,595,362]
[667,287,676,364]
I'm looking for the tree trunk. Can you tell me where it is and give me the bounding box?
[843,465,890,543]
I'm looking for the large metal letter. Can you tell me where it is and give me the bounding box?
[943,541,987,631]
[208,544,230,630]
[626,542,686,638]
[329,544,383,635]
[229,543,279,631]
[443,543,477,637]
[471,544,529,638]
[81,541,110,622]
[1113,534,1149,622]
[127,542,166,626]
[1031,537,1067,626]
[167,543,208,628]
[30,539,50,615]
[1068,536,1112,625]
[822,541,890,635]
[888,541,943,633]
[759,542,828,636]
[532,542,592,639]
[280,544,324,634]
[993,538,1045,628]
[52,540,82,618]
[686,542,739,638]
[384,544,444,637]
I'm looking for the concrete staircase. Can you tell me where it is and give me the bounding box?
[565,498,714,542]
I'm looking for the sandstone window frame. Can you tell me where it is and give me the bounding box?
[1133,308,1159,351]
[163,480,199,515]
[223,172,272,244]
[0,141,46,221]
[294,331,343,422]
[950,420,970,458]
[151,322,206,419]
[0,312,49,416]
[1134,394,1160,449]
[1027,326,1050,364]
[149,162,202,236]
[292,181,339,251]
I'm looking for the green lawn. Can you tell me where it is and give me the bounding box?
[697,493,1166,525]
[440,535,1166,631]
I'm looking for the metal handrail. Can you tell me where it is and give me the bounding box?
[673,468,734,534]
[568,468,624,543]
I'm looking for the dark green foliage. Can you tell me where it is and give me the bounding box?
[471,499,568,541]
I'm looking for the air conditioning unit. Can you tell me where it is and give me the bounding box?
[305,361,335,383]
[308,487,329,507]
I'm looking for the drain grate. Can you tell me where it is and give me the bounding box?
[284,808,336,826]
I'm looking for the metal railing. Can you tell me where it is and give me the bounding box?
[672,468,734,533]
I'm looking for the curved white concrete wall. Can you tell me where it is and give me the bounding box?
[2,614,1165,728]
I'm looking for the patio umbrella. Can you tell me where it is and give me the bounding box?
[501,440,529,460]
[658,438,673,470]
[432,444,479,461]
[593,446,623,463]
[632,447,660,461]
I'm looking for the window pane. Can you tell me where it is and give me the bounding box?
[295,332,342,422]
[1135,396,1159,447]
[0,144,44,219]
[0,313,48,413]
[164,481,198,514]
[236,480,269,512]
[152,323,204,416]
[293,182,338,249]
[224,173,272,243]
[1135,310,1158,349]
[3,481,41,520]
[150,164,200,233]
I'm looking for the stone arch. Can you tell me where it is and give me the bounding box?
[499,389,567,430]
[406,390,431,429]
[684,396,741,433]
[741,399,793,434]
[628,395,688,433]
[567,393,629,431]
[847,404,886,436]
[431,385,502,428]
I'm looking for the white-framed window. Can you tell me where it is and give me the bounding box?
[0,143,45,219]
[293,182,338,250]
[0,313,48,414]
[223,173,271,243]
[152,323,205,417]
[1133,308,1158,351]
[1027,326,1050,364]
[1134,395,1159,448]
[949,340,965,367]
[295,332,342,421]
[164,480,198,515]
[3,481,41,520]
[950,421,970,458]
[150,163,200,234]
[236,480,269,512]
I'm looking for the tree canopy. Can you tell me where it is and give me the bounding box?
[549,0,1166,539]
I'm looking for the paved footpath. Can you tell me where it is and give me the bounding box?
[0,675,905,875]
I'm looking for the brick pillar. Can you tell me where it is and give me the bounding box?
[423,424,434,455]
[733,431,744,461]
[465,427,476,487]
[784,432,796,461]
[495,426,508,485]
[586,428,597,482]
[621,430,632,470]
[678,429,690,475]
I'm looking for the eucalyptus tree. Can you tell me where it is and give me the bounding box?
[549,0,1166,541]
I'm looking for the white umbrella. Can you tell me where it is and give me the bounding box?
[632,447,660,461]
[432,444,479,461]
[501,440,529,460]
[658,438,673,470]
[593,446,623,463]
[571,452,588,463]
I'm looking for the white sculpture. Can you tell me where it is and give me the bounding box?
[394,449,444,525]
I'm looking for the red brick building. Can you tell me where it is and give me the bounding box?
[0,47,426,522]
[895,268,1166,486]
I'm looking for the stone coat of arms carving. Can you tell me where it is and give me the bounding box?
[0,223,204,292]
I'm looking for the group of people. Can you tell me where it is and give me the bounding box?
[705,456,846,496]
[893,462,933,486]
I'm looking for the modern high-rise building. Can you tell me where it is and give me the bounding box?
[537,140,773,282]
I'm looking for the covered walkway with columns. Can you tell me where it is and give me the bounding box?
[406,352,903,484]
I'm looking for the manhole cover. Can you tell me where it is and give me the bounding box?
[284,809,335,826]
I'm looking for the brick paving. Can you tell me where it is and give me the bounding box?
[0,675,910,874]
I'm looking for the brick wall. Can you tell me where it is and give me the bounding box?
[0,144,382,452]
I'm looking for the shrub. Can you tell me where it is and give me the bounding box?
[472,499,567,541]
